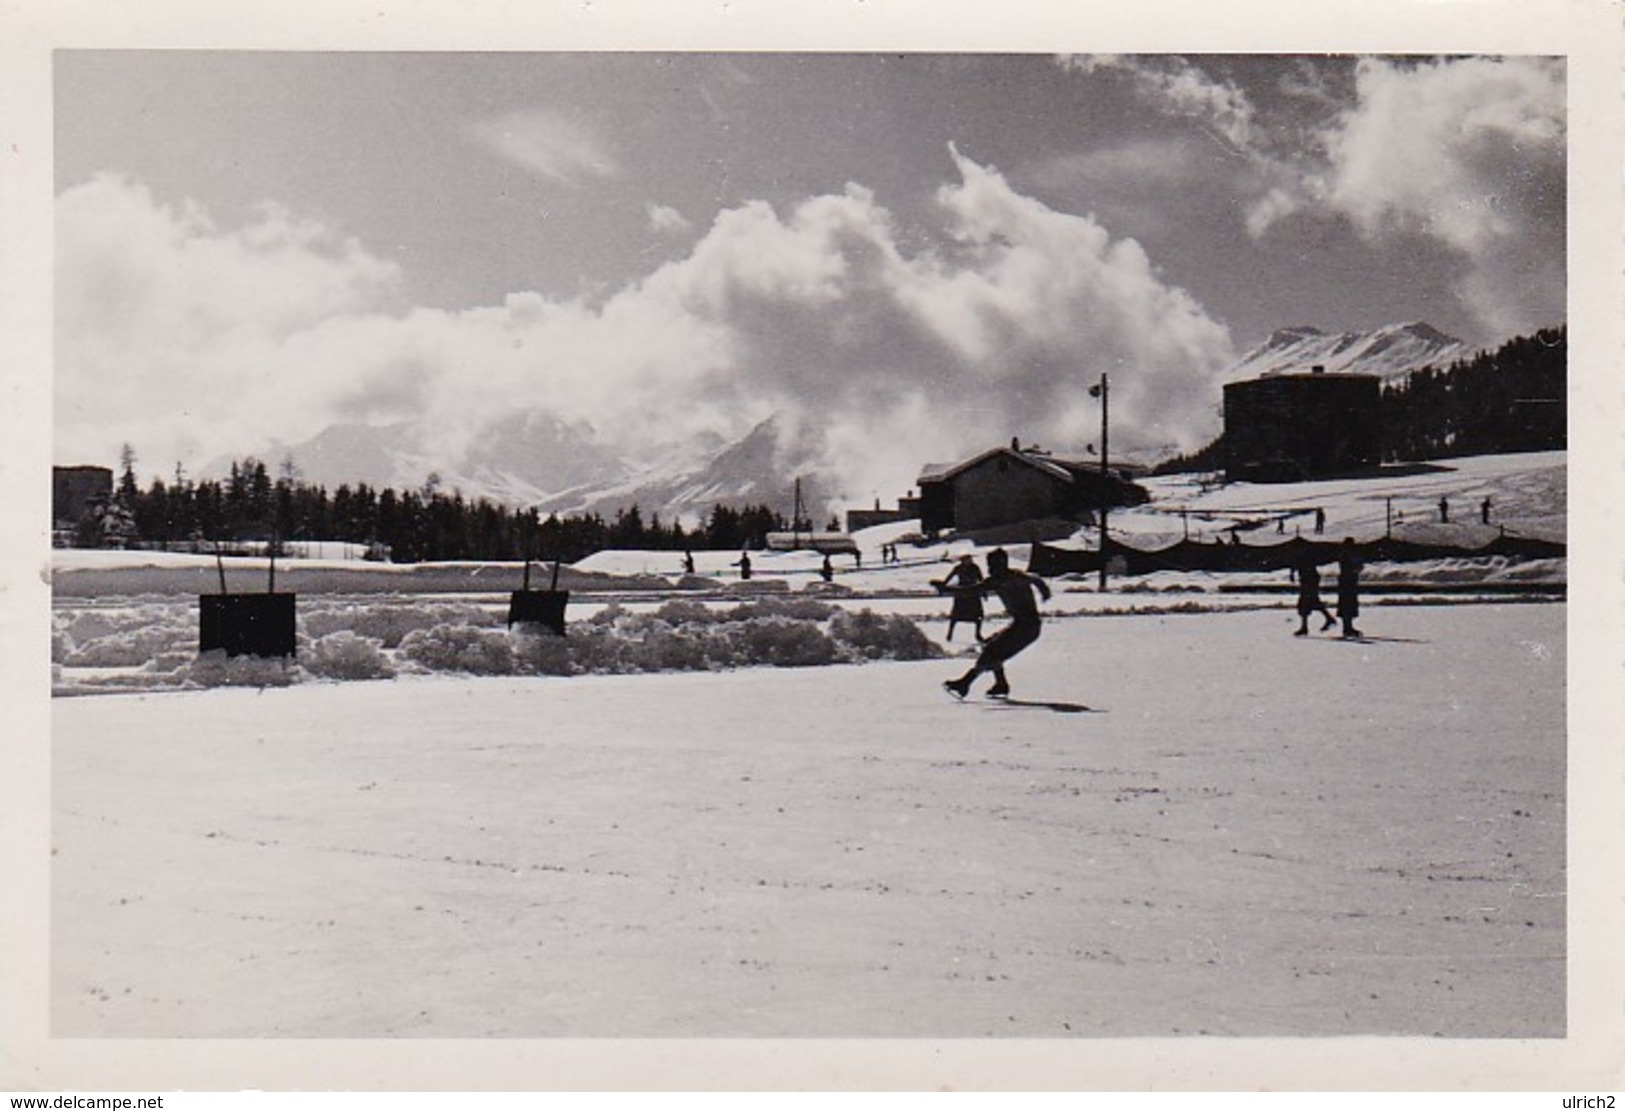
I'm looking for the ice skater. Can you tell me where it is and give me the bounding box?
[1335,538,1363,639]
[937,548,1051,700]
[933,553,986,642]
[1293,551,1336,636]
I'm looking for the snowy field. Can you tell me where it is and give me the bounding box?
[40,450,1574,1053]
[51,603,1565,1038]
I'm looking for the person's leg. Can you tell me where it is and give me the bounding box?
[943,662,981,697]
[987,666,1010,697]
[979,622,1038,697]
[947,622,1019,696]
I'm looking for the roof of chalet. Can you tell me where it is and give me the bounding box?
[918,446,1097,486]
[1232,369,1382,385]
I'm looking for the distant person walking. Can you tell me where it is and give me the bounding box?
[1314,507,1326,535]
[1481,497,1492,525]
[934,553,986,642]
[1335,538,1363,639]
[1293,551,1336,636]
[682,550,695,575]
[820,554,834,583]
[938,548,1051,700]
[1438,496,1450,523]
[734,551,752,581]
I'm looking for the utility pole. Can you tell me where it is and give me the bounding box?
[792,477,804,549]
[1090,372,1110,590]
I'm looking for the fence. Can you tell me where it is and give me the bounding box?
[1028,534,1566,578]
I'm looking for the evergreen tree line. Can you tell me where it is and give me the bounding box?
[1153,325,1566,475]
[86,455,795,563]
[1378,325,1565,461]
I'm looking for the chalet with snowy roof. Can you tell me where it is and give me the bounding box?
[916,441,1148,537]
[1223,366,1381,482]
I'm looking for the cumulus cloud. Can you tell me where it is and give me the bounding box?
[55,174,404,470]
[1315,56,1565,335]
[466,110,619,185]
[1060,55,1260,153]
[1060,54,1565,340]
[646,202,693,238]
[56,153,1236,505]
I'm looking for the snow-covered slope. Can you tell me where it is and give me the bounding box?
[534,415,831,523]
[1225,321,1472,384]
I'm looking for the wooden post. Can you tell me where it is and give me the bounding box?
[1096,373,1109,591]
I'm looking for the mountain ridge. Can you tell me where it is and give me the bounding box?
[214,320,1486,522]
[1227,321,1472,384]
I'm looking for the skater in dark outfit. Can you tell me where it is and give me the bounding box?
[934,554,986,642]
[1293,551,1336,636]
[1335,538,1363,639]
[937,548,1051,699]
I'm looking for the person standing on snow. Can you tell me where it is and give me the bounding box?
[1293,550,1336,636]
[937,548,1051,700]
[1336,538,1364,639]
[934,553,986,642]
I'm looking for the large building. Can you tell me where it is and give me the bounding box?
[1223,368,1382,482]
[844,491,923,533]
[52,465,113,528]
[917,443,1147,536]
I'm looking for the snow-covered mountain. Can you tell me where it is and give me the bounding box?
[534,415,834,524]
[219,411,827,526]
[215,321,1479,521]
[213,412,635,507]
[1225,321,1472,384]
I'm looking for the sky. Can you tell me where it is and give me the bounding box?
[53,52,1567,502]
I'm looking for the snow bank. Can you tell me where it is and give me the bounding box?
[51,595,944,695]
